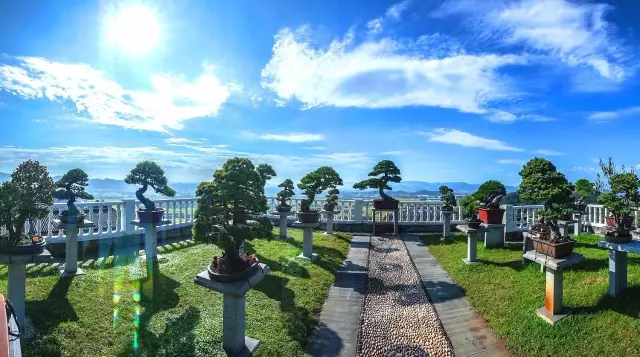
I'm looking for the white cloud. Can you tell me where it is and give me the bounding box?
[243,132,324,143]
[572,166,597,172]
[367,0,412,35]
[0,56,240,132]
[380,150,407,156]
[420,128,524,152]
[305,146,327,150]
[588,106,640,121]
[164,138,201,145]
[261,27,525,114]
[498,159,526,165]
[534,149,563,156]
[486,110,518,123]
[521,114,556,122]
[386,0,412,20]
[367,18,383,34]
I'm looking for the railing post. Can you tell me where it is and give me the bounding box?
[502,204,514,233]
[353,199,363,224]
[124,199,136,235]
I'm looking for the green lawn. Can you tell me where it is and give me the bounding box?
[4,229,352,357]
[422,233,640,357]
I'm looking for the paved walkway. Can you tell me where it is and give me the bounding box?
[305,235,370,357]
[403,234,512,357]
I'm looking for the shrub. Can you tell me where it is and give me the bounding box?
[249,217,274,239]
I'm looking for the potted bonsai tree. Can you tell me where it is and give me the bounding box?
[439,185,456,212]
[458,195,482,228]
[275,179,295,213]
[53,168,94,224]
[353,160,402,210]
[124,161,176,224]
[472,180,506,202]
[297,166,343,223]
[573,178,595,212]
[596,157,640,243]
[473,180,506,224]
[323,186,340,212]
[193,157,266,282]
[256,163,276,215]
[0,160,55,255]
[518,158,575,258]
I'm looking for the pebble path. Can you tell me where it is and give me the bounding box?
[357,235,454,357]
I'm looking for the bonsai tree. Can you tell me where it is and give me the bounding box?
[124,161,176,212]
[276,179,295,212]
[298,166,343,213]
[458,195,481,225]
[518,158,574,241]
[573,178,595,208]
[596,157,640,238]
[0,160,55,245]
[193,157,266,273]
[324,186,340,211]
[439,185,457,210]
[255,163,276,214]
[353,160,402,202]
[480,192,503,210]
[53,168,94,219]
[473,180,506,202]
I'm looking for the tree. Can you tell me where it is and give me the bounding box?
[596,157,640,234]
[439,185,457,209]
[255,163,276,213]
[573,178,595,204]
[124,161,176,211]
[324,187,340,211]
[352,160,402,200]
[298,166,343,212]
[276,179,295,211]
[0,160,55,243]
[53,168,94,217]
[473,180,506,202]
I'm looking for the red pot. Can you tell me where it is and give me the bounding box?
[373,199,399,210]
[136,208,165,224]
[606,215,634,228]
[478,208,505,224]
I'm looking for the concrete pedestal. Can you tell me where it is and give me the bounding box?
[53,220,95,277]
[483,223,505,248]
[597,240,640,297]
[131,220,170,276]
[372,209,399,236]
[293,222,320,260]
[457,225,488,265]
[322,211,339,235]
[572,213,587,236]
[194,264,271,356]
[523,251,585,324]
[558,220,577,238]
[271,211,294,240]
[0,250,54,335]
[441,211,454,241]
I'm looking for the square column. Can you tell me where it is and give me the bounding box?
[272,212,294,240]
[597,240,640,297]
[441,211,454,241]
[457,225,488,265]
[293,222,320,260]
[53,220,95,277]
[483,223,505,248]
[322,211,338,235]
[194,264,271,356]
[572,213,587,236]
[558,220,577,238]
[372,209,399,236]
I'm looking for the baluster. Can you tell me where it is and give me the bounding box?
[47,209,53,238]
[106,204,112,236]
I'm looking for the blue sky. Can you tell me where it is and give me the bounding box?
[1,0,639,187]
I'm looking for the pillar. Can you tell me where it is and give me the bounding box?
[484,224,505,248]
[7,263,26,328]
[353,200,363,224]
[462,232,479,265]
[609,249,628,297]
[545,268,563,314]
[325,212,334,235]
[279,214,288,239]
[441,211,453,241]
[62,224,82,276]
[303,227,313,258]
[222,294,247,355]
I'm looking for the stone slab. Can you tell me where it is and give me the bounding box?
[226,336,260,357]
[130,219,172,227]
[456,225,489,234]
[270,211,295,216]
[598,240,640,253]
[0,250,54,265]
[558,220,578,225]
[58,266,85,277]
[297,253,319,261]
[194,263,271,298]
[462,258,482,265]
[52,219,96,229]
[523,251,585,271]
[536,307,572,325]
[293,222,321,228]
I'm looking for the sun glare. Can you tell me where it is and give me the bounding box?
[105,4,161,56]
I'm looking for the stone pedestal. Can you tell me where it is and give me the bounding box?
[194,264,271,356]
[52,220,95,277]
[271,211,294,240]
[322,211,339,235]
[0,250,54,334]
[558,220,577,238]
[372,209,399,236]
[293,222,320,260]
[441,211,454,241]
[457,225,488,265]
[131,220,170,276]
[597,240,640,297]
[523,250,585,324]
[572,212,587,236]
[483,223,505,248]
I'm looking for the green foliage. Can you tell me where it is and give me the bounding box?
[248,217,274,238]
[518,158,573,221]
[256,164,276,213]
[352,160,402,200]
[438,185,457,208]
[124,161,175,211]
[473,180,506,202]
[458,195,480,220]
[324,187,340,211]
[573,178,598,204]
[0,160,55,243]
[596,158,640,229]
[54,168,94,217]
[298,166,343,212]
[276,179,295,210]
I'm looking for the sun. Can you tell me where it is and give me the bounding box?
[105,4,161,56]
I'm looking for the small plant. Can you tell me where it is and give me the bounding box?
[596,157,640,238]
[53,168,94,220]
[124,161,176,212]
[323,187,340,211]
[458,195,481,224]
[439,185,457,210]
[353,160,402,202]
[297,167,343,213]
[0,160,55,246]
[276,179,295,212]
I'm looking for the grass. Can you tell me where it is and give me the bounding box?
[3,229,352,357]
[422,233,640,357]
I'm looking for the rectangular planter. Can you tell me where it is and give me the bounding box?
[478,208,505,224]
[531,237,575,258]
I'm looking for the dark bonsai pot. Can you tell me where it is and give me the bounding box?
[59,213,86,224]
[207,260,260,283]
[297,211,320,223]
[373,199,399,210]
[478,208,505,224]
[441,206,454,212]
[574,203,587,212]
[276,206,291,213]
[605,233,633,244]
[466,220,482,229]
[136,208,165,224]
[323,203,337,212]
[530,237,575,258]
[0,239,47,255]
